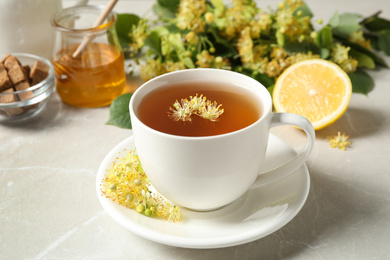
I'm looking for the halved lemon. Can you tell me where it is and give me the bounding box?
[273,59,352,130]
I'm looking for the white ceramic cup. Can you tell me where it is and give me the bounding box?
[0,0,88,59]
[130,68,315,211]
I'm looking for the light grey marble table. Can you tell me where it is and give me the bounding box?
[1,0,390,259]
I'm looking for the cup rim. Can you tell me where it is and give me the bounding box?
[50,5,117,34]
[129,68,273,140]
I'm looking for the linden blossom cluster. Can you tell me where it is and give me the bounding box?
[100,150,184,222]
[125,0,370,82]
[168,94,224,122]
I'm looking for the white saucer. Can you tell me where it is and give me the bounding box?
[96,134,310,249]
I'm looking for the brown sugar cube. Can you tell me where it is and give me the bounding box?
[14,80,38,114]
[0,87,17,103]
[3,55,29,85]
[30,60,49,86]
[0,64,13,91]
[0,88,24,116]
[23,65,31,80]
[8,65,29,85]
[15,80,38,111]
[3,55,21,70]
[0,54,11,64]
[14,80,33,101]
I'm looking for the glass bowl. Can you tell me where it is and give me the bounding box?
[0,53,55,123]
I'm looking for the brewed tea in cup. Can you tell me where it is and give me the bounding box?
[130,69,315,211]
[137,81,260,136]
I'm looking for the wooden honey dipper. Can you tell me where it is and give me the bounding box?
[72,0,118,58]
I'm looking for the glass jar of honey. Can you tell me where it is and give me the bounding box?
[51,5,126,108]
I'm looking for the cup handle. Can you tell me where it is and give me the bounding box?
[251,113,315,189]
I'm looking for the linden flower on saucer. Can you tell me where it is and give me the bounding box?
[137,190,163,217]
[101,149,183,222]
[101,150,148,209]
[328,132,351,151]
[161,202,184,223]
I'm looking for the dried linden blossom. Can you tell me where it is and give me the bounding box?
[168,94,224,122]
[100,149,184,223]
[328,132,351,151]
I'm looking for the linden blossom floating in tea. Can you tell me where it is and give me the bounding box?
[168,94,224,122]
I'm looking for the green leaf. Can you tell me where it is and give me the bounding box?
[282,38,320,55]
[208,28,238,57]
[158,0,180,12]
[334,25,360,39]
[106,93,133,129]
[335,36,388,67]
[363,32,380,50]
[145,32,161,54]
[116,13,140,44]
[338,13,362,28]
[253,73,275,88]
[293,3,313,18]
[361,13,390,32]
[152,4,175,19]
[210,0,224,10]
[320,48,330,59]
[328,11,340,28]
[378,29,390,55]
[168,33,185,50]
[238,68,275,88]
[182,57,195,68]
[276,30,285,47]
[329,12,362,38]
[164,23,186,34]
[267,84,275,97]
[153,0,180,18]
[316,25,333,59]
[349,49,375,69]
[348,69,374,95]
[144,28,169,56]
[316,25,333,49]
[115,14,141,59]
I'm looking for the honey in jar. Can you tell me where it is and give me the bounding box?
[53,42,125,107]
[51,5,126,108]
